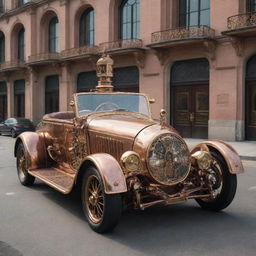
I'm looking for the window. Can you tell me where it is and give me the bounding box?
[45,75,59,114]
[0,31,5,62]
[0,0,4,13]
[248,0,256,11]
[49,17,60,53]
[18,28,25,61]
[179,0,210,28]
[79,8,95,46]
[77,71,97,92]
[14,80,25,118]
[0,81,7,121]
[18,0,29,7]
[120,0,140,40]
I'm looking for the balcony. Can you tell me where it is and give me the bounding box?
[0,61,26,72]
[99,39,143,53]
[27,53,60,65]
[148,26,215,48]
[223,12,256,36]
[61,45,99,61]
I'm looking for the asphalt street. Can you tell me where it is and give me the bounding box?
[0,136,255,256]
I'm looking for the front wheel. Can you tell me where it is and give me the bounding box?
[16,143,35,186]
[196,151,237,211]
[81,166,122,233]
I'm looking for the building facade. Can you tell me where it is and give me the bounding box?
[0,0,255,141]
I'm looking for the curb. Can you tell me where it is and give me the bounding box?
[241,156,256,161]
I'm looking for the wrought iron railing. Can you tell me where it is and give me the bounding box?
[151,26,215,43]
[0,61,26,70]
[99,39,143,52]
[61,45,99,58]
[227,12,256,30]
[28,53,60,63]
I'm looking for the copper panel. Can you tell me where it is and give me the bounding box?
[190,140,244,174]
[80,154,127,194]
[15,132,48,170]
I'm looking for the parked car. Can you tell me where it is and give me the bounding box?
[0,118,35,138]
[14,55,244,233]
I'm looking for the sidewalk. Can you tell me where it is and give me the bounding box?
[184,138,256,161]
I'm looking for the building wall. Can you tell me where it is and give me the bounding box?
[0,0,254,141]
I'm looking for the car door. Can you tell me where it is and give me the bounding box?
[1,119,11,134]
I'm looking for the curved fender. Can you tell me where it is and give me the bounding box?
[78,153,127,194]
[191,139,244,174]
[14,132,48,170]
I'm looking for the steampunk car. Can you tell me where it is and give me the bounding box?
[14,55,244,233]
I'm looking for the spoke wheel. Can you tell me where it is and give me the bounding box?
[196,151,237,211]
[85,175,104,224]
[16,143,35,186]
[82,166,122,233]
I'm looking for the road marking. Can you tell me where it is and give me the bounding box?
[248,186,256,191]
[5,192,15,196]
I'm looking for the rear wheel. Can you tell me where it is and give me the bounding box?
[81,166,122,233]
[196,151,237,211]
[16,143,35,186]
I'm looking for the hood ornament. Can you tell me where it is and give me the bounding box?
[96,54,114,93]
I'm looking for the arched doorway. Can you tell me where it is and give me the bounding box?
[0,81,7,121]
[45,75,59,114]
[170,58,209,138]
[246,55,256,140]
[77,67,139,93]
[77,71,97,92]
[14,79,25,117]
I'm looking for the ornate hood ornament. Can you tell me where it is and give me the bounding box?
[96,54,114,92]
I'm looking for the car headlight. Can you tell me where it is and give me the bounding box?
[121,151,141,173]
[147,133,190,185]
[191,150,212,170]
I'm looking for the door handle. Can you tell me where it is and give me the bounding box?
[189,112,195,122]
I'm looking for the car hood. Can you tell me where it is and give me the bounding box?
[87,113,157,139]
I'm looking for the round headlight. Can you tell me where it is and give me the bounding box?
[121,151,141,173]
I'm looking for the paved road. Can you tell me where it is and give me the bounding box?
[0,136,255,256]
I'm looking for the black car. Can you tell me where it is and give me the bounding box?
[0,118,35,138]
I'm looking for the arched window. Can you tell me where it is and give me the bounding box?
[79,8,95,46]
[120,0,140,40]
[18,28,25,61]
[179,0,210,28]
[247,0,256,11]
[49,17,60,53]
[0,31,5,62]
[45,75,59,114]
[77,71,97,92]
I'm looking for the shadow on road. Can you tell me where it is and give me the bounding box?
[28,181,256,255]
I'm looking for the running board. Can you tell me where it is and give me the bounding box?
[28,168,75,194]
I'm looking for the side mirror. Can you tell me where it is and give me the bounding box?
[149,98,155,104]
[69,100,75,107]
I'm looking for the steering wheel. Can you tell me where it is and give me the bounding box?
[79,109,92,115]
[95,102,119,112]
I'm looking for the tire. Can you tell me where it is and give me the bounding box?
[81,166,122,233]
[196,151,237,211]
[11,129,16,138]
[16,143,35,186]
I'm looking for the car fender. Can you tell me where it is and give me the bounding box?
[14,132,48,170]
[77,153,127,194]
[190,139,244,174]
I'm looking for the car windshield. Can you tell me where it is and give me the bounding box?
[77,93,150,117]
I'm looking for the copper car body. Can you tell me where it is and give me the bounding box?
[14,54,244,233]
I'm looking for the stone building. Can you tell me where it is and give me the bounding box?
[0,0,255,141]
